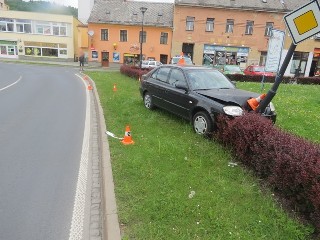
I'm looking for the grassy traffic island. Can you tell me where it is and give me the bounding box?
[88,71,319,240]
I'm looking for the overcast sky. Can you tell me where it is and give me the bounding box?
[23,0,174,8]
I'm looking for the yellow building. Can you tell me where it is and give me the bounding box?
[0,10,81,61]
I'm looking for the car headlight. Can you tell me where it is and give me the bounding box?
[223,106,244,116]
[269,102,276,112]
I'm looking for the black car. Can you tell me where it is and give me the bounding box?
[139,65,276,136]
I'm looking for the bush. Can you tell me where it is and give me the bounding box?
[215,113,320,232]
[295,76,320,85]
[120,65,150,80]
[226,74,278,83]
[226,74,320,85]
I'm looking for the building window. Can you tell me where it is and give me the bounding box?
[16,19,32,33]
[160,32,168,44]
[245,21,254,35]
[52,23,67,36]
[206,18,214,32]
[120,30,127,42]
[226,19,234,33]
[0,18,14,32]
[35,21,51,35]
[139,31,146,43]
[265,22,273,36]
[24,42,67,58]
[290,52,309,74]
[186,16,195,31]
[101,29,108,41]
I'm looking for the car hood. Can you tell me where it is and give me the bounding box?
[195,88,260,106]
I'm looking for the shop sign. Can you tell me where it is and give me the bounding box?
[203,44,249,55]
[0,40,17,45]
[265,29,285,72]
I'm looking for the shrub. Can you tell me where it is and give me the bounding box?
[226,74,320,85]
[215,113,320,232]
[296,77,320,85]
[226,74,278,83]
[120,65,150,80]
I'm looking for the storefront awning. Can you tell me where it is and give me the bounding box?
[124,53,138,57]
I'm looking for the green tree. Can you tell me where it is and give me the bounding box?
[5,0,78,18]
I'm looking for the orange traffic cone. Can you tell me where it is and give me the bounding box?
[247,93,266,110]
[113,83,117,92]
[88,84,93,91]
[177,52,185,65]
[121,125,134,145]
[84,75,89,81]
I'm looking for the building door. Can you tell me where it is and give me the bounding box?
[160,54,168,64]
[182,43,194,60]
[101,51,109,67]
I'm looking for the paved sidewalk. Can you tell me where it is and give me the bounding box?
[0,58,121,71]
[88,75,121,240]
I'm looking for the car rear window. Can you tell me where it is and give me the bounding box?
[155,67,171,82]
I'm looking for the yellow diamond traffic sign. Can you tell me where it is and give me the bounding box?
[284,0,320,44]
[294,10,318,35]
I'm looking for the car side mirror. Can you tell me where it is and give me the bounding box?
[175,81,188,91]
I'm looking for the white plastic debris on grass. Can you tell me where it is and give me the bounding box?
[228,161,238,167]
[188,190,196,199]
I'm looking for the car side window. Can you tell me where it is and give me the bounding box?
[168,69,185,86]
[155,67,170,83]
[151,69,158,79]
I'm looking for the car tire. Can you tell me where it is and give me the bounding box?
[192,111,213,136]
[144,92,154,110]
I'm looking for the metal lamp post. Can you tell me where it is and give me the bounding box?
[139,7,147,68]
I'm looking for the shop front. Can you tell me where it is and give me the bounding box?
[124,53,139,66]
[0,40,18,58]
[312,48,320,76]
[203,44,249,67]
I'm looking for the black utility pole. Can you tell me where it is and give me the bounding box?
[139,7,147,69]
[256,42,297,113]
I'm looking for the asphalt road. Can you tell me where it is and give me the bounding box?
[0,62,88,240]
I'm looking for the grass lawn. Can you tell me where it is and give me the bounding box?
[88,71,318,239]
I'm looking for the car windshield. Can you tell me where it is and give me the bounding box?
[186,70,235,90]
[224,65,242,72]
[253,66,265,72]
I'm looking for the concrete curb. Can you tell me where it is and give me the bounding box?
[90,78,121,240]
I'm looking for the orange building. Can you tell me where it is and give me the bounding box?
[172,1,292,67]
[87,0,173,65]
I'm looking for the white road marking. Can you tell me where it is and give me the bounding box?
[0,76,22,92]
[68,74,91,240]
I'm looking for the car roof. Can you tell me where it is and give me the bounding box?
[159,65,217,71]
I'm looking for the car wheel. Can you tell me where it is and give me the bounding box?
[144,92,154,110]
[193,111,213,136]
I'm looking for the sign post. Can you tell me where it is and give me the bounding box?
[256,0,320,113]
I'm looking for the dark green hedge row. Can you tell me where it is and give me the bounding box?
[226,74,320,85]
[215,113,320,234]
